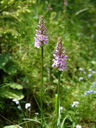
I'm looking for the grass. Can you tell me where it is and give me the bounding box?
[0,0,96,127]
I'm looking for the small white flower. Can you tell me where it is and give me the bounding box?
[60,106,63,110]
[89,89,93,93]
[79,77,83,81]
[72,101,79,107]
[91,71,96,74]
[83,71,86,74]
[88,74,92,78]
[17,105,21,110]
[76,125,82,128]
[89,69,92,71]
[25,103,31,109]
[92,82,96,87]
[72,104,74,107]
[79,68,84,71]
[85,89,93,95]
[94,91,96,94]
[35,112,39,115]
[13,99,19,105]
[84,92,87,96]
[28,108,31,111]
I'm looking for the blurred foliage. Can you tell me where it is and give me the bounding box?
[0,0,96,127]
[4,125,22,128]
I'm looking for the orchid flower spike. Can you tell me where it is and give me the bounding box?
[52,37,67,71]
[34,15,49,48]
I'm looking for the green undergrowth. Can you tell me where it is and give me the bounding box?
[0,0,96,127]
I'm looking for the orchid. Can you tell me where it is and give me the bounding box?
[34,15,49,48]
[52,37,67,71]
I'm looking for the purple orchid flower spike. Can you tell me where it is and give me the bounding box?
[52,37,67,71]
[34,15,49,48]
[64,0,68,5]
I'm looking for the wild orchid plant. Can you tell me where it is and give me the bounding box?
[35,16,67,127]
[34,15,49,127]
[52,37,67,127]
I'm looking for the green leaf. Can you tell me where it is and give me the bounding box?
[61,115,73,128]
[23,118,40,124]
[3,125,22,128]
[75,8,88,16]
[91,61,96,65]
[0,53,17,75]
[8,83,23,89]
[55,94,58,116]
[0,53,11,69]
[4,60,17,75]
[0,87,24,100]
[53,79,58,84]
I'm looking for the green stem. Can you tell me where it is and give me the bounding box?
[56,70,60,127]
[57,71,60,117]
[19,103,28,128]
[41,45,43,128]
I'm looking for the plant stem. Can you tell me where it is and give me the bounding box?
[57,71,60,117]
[56,70,60,127]
[41,45,43,128]
[19,103,28,128]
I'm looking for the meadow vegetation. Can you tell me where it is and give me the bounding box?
[0,0,96,127]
